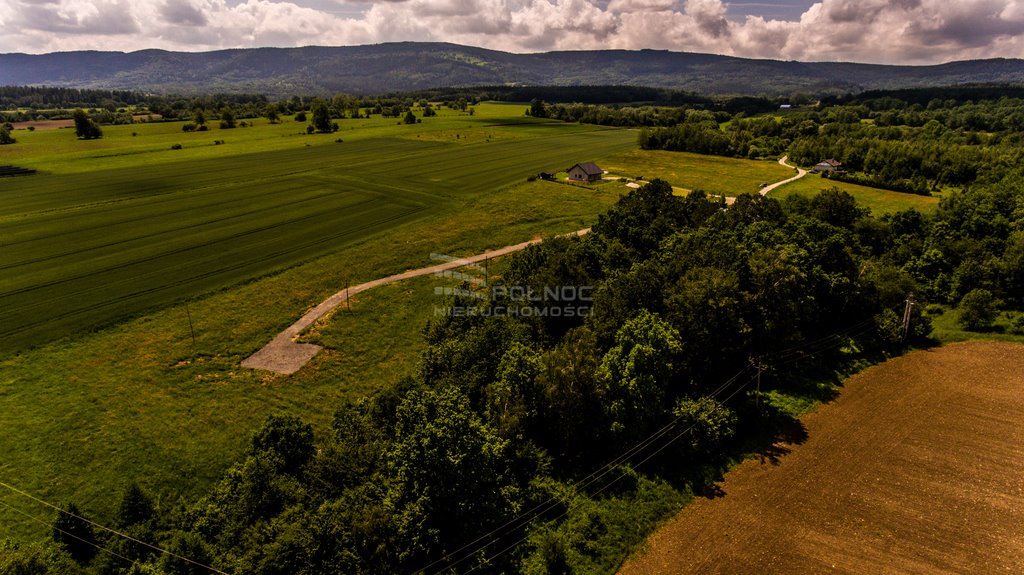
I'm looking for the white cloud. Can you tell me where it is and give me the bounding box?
[0,0,1023,65]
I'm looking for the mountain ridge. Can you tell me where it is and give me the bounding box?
[2,42,1023,96]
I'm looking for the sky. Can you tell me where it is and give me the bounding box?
[1,0,1024,64]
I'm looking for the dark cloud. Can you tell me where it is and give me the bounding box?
[13,0,140,35]
[160,0,209,26]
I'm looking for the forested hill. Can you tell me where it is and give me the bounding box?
[2,42,1024,96]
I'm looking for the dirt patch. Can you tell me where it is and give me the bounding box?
[619,341,1024,575]
[11,119,74,130]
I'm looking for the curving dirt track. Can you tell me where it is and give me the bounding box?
[242,229,590,374]
[620,341,1024,575]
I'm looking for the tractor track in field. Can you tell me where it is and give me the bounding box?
[241,228,591,374]
[0,205,428,341]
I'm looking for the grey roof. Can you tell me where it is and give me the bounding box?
[570,162,603,175]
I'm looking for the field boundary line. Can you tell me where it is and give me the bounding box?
[241,228,591,374]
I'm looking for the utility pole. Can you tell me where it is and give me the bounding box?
[902,293,916,341]
[345,279,351,313]
[751,357,766,409]
[185,302,196,347]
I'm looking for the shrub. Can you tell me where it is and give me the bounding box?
[295,111,307,122]
[182,122,196,132]
[1010,314,1024,335]
[197,125,208,132]
[957,288,1000,331]
[170,143,182,150]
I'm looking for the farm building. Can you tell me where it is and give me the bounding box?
[812,159,842,173]
[568,162,603,182]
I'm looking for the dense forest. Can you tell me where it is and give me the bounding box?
[5,163,1022,573]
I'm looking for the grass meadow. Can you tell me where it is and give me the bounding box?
[601,149,793,197]
[929,307,1024,344]
[0,105,636,540]
[1,105,633,353]
[771,172,941,214]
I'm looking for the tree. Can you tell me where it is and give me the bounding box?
[294,111,306,122]
[597,310,683,440]
[193,109,206,126]
[385,386,520,572]
[0,539,82,575]
[957,288,1000,330]
[158,532,213,575]
[249,414,315,472]
[672,397,737,458]
[0,125,14,145]
[219,107,236,129]
[71,109,102,140]
[51,503,97,564]
[115,483,155,528]
[811,187,868,228]
[403,110,417,125]
[529,98,548,118]
[266,104,280,124]
[311,99,334,133]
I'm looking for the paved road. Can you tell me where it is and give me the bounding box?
[241,229,590,374]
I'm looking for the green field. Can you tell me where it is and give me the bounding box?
[0,106,637,541]
[1,104,901,543]
[601,149,794,197]
[929,307,1024,344]
[771,172,941,214]
[1,106,634,353]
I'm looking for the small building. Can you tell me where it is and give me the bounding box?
[779,104,792,109]
[811,159,842,173]
[567,162,603,183]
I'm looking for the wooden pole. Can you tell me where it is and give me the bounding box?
[902,293,915,340]
[185,302,196,347]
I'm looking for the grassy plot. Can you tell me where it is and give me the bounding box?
[771,172,940,214]
[0,177,623,542]
[1,124,633,354]
[600,149,794,197]
[0,102,536,174]
[928,308,1024,344]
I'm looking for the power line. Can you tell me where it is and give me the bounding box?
[0,498,140,568]
[420,369,755,575]
[465,376,757,574]
[427,314,897,574]
[0,480,231,575]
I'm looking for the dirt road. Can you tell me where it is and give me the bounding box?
[242,229,590,374]
[761,156,807,196]
[619,341,1024,575]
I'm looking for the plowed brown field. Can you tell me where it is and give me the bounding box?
[620,342,1024,575]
